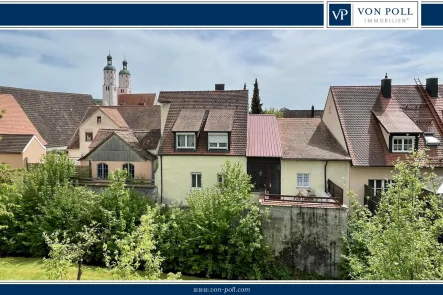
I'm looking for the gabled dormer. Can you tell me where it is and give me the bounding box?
[172,109,207,151]
[373,110,422,153]
[203,109,234,152]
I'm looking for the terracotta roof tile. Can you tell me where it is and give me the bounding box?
[373,110,422,133]
[247,114,282,157]
[0,94,47,145]
[88,129,115,149]
[331,84,443,166]
[277,118,350,160]
[204,109,234,132]
[100,108,129,128]
[0,86,94,148]
[118,93,156,106]
[0,134,34,154]
[172,109,207,132]
[158,90,248,156]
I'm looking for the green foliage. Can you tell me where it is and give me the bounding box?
[250,79,263,114]
[156,161,278,279]
[342,151,443,280]
[105,205,181,280]
[263,107,284,118]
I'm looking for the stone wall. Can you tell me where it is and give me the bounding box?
[262,204,348,278]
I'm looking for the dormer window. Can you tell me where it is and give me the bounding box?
[424,133,440,146]
[208,133,228,150]
[392,136,414,153]
[176,133,195,149]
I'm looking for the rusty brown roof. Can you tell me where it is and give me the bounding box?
[247,114,282,157]
[373,110,422,134]
[158,90,248,156]
[277,118,350,160]
[101,108,129,128]
[172,109,207,132]
[331,84,443,166]
[0,94,47,146]
[118,93,156,106]
[88,129,116,149]
[204,109,235,132]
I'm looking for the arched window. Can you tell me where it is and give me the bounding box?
[97,163,108,179]
[122,163,135,179]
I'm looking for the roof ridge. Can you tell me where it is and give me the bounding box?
[159,89,247,93]
[0,85,92,96]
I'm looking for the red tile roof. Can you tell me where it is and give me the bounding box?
[101,108,129,128]
[277,118,350,160]
[373,110,422,133]
[331,84,443,166]
[247,114,282,157]
[0,94,47,145]
[118,93,156,106]
[172,109,207,132]
[158,90,248,156]
[204,109,235,132]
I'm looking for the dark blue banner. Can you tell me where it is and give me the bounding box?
[0,3,324,27]
[1,283,443,295]
[422,3,443,27]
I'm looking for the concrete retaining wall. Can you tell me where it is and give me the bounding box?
[262,204,348,278]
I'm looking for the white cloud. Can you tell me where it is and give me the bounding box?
[0,30,442,109]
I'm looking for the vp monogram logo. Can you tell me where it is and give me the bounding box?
[329,3,351,26]
[332,9,348,21]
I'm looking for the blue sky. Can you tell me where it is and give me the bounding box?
[1,30,443,109]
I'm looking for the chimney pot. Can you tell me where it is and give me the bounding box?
[426,78,439,98]
[311,105,315,118]
[381,74,392,98]
[215,84,225,91]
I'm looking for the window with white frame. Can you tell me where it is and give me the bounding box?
[176,133,196,149]
[191,173,202,189]
[368,179,394,196]
[297,173,310,188]
[208,133,228,150]
[392,136,414,152]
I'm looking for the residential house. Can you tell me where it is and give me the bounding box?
[156,84,248,205]
[247,114,351,205]
[67,105,161,180]
[0,86,94,151]
[0,94,47,168]
[322,75,443,205]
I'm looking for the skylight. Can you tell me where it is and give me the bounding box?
[424,133,440,146]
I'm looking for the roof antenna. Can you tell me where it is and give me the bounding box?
[385,73,388,79]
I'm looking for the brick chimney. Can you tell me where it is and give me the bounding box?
[381,73,391,98]
[215,84,225,91]
[311,105,315,118]
[426,78,438,98]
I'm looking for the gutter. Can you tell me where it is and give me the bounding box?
[324,160,329,192]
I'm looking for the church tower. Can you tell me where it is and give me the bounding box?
[102,52,118,106]
[118,59,132,95]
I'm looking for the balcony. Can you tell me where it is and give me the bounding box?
[260,179,343,208]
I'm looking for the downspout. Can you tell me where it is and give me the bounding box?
[160,155,163,204]
[324,160,329,193]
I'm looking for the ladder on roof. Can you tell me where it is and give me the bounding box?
[414,77,443,135]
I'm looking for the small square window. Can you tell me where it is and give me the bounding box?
[208,133,229,150]
[85,132,93,142]
[176,133,196,149]
[297,173,310,188]
[97,116,101,124]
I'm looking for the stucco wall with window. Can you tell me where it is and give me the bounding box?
[0,153,25,169]
[349,166,394,205]
[89,160,152,180]
[281,160,350,205]
[157,156,247,205]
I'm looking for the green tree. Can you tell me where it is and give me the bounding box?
[250,79,263,114]
[343,151,443,280]
[263,107,284,118]
[157,161,276,279]
[105,205,181,280]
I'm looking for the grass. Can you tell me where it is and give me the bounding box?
[0,257,207,281]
